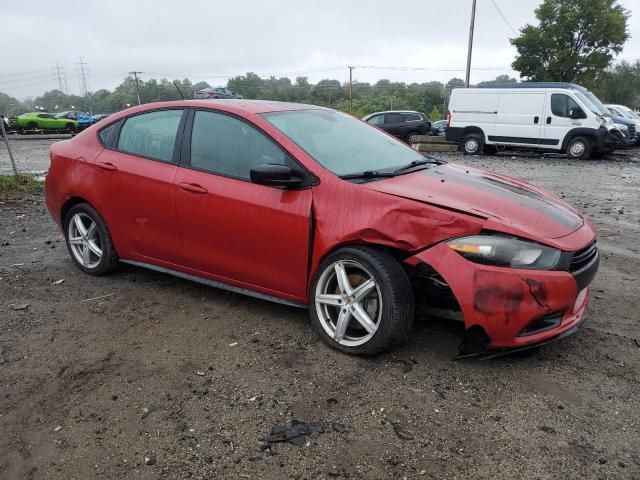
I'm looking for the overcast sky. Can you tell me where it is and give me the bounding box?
[2,0,639,100]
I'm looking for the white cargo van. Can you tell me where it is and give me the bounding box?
[445,82,621,159]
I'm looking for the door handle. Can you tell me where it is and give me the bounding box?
[546,116,552,124]
[179,182,208,194]
[534,116,539,124]
[97,162,117,171]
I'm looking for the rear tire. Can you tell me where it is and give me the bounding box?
[406,131,421,144]
[566,136,592,160]
[26,121,38,130]
[310,246,414,355]
[63,203,118,276]
[65,123,75,133]
[462,133,483,155]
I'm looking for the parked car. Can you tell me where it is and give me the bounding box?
[45,100,599,356]
[446,82,620,159]
[91,114,111,123]
[430,119,447,136]
[17,112,78,132]
[194,87,242,99]
[605,104,640,143]
[362,111,431,144]
[56,111,95,128]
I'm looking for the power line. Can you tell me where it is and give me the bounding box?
[490,0,518,35]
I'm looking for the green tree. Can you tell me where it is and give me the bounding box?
[429,106,442,121]
[593,60,640,107]
[511,0,629,87]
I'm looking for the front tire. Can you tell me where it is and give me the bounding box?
[566,136,592,160]
[310,246,414,355]
[462,133,483,155]
[406,131,421,144]
[64,203,118,276]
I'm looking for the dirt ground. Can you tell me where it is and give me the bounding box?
[1,141,639,480]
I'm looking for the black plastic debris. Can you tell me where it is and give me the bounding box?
[332,422,347,433]
[266,420,324,447]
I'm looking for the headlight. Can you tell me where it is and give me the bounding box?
[446,235,561,270]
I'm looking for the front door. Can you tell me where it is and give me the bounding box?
[174,109,312,301]
[540,93,585,150]
[93,108,185,264]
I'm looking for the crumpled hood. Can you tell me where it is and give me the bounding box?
[363,162,584,240]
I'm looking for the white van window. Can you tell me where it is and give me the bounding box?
[551,94,582,118]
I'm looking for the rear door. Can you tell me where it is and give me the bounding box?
[383,113,406,138]
[93,109,185,263]
[540,93,586,150]
[492,92,546,146]
[174,109,312,300]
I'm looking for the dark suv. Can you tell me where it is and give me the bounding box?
[194,87,243,100]
[362,111,431,143]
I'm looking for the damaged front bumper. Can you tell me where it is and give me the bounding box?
[405,238,598,350]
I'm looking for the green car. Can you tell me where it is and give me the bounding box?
[17,112,78,132]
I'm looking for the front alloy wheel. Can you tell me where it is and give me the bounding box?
[310,246,414,355]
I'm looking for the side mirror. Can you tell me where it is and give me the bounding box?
[569,108,586,119]
[250,164,302,188]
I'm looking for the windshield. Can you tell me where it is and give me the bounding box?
[262,109,425,176]
[575,91,609,116]
[621,107,640,120]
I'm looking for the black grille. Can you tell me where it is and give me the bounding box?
[629,125,636,139]
[568,241,599,291]
[570,241,598,273]
[518,312,564,337]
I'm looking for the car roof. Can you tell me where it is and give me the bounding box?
[117,99,326,117]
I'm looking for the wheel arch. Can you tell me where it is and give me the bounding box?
[461,126,487,143]
[560,128,598,151]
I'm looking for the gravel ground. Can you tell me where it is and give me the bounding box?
[1,141,639,480]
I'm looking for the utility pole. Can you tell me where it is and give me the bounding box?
[129,71,143,105]
[0,118,19,176]
[465,0,477,88]
[348,66,353,113]
[54,62,68,94]
[77,57,89,97]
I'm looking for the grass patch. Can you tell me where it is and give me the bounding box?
[0,174,43,195]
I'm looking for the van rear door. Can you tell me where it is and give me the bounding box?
[491,92,545,146]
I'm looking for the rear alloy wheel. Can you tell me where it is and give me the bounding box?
[64,203,118,275]
[462,133,483,155]
[310,246,414,355]
[566,136,591,160]
[406,131,421,144]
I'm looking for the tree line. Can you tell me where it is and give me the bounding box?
[1,0,636,119]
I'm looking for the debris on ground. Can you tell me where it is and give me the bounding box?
[141,405,160,419]
[144,456,156,466]
[11,303,29,310]
[266,420,325,447]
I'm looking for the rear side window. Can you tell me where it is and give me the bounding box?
[551,94,581,118]
[117,110,183,162]
[404,113,421,122]
[190,110,289,180]
[98,120,122,148]
[385,113,403,124]
[367,115,384,126]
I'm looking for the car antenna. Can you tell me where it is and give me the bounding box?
[173,81,185,100]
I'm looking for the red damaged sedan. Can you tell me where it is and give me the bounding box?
[45,100,599,355]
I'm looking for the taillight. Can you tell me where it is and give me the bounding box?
[446,110,451,128]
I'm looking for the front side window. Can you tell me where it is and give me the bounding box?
[263,109,425,177]
[404,113,421,122]
[190,110,289,179]
[550,94,582,118]
[117,109,183,162]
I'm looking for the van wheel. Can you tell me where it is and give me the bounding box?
[462,133,483,155]
[310,246,414,355]
[566,137,591,160]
